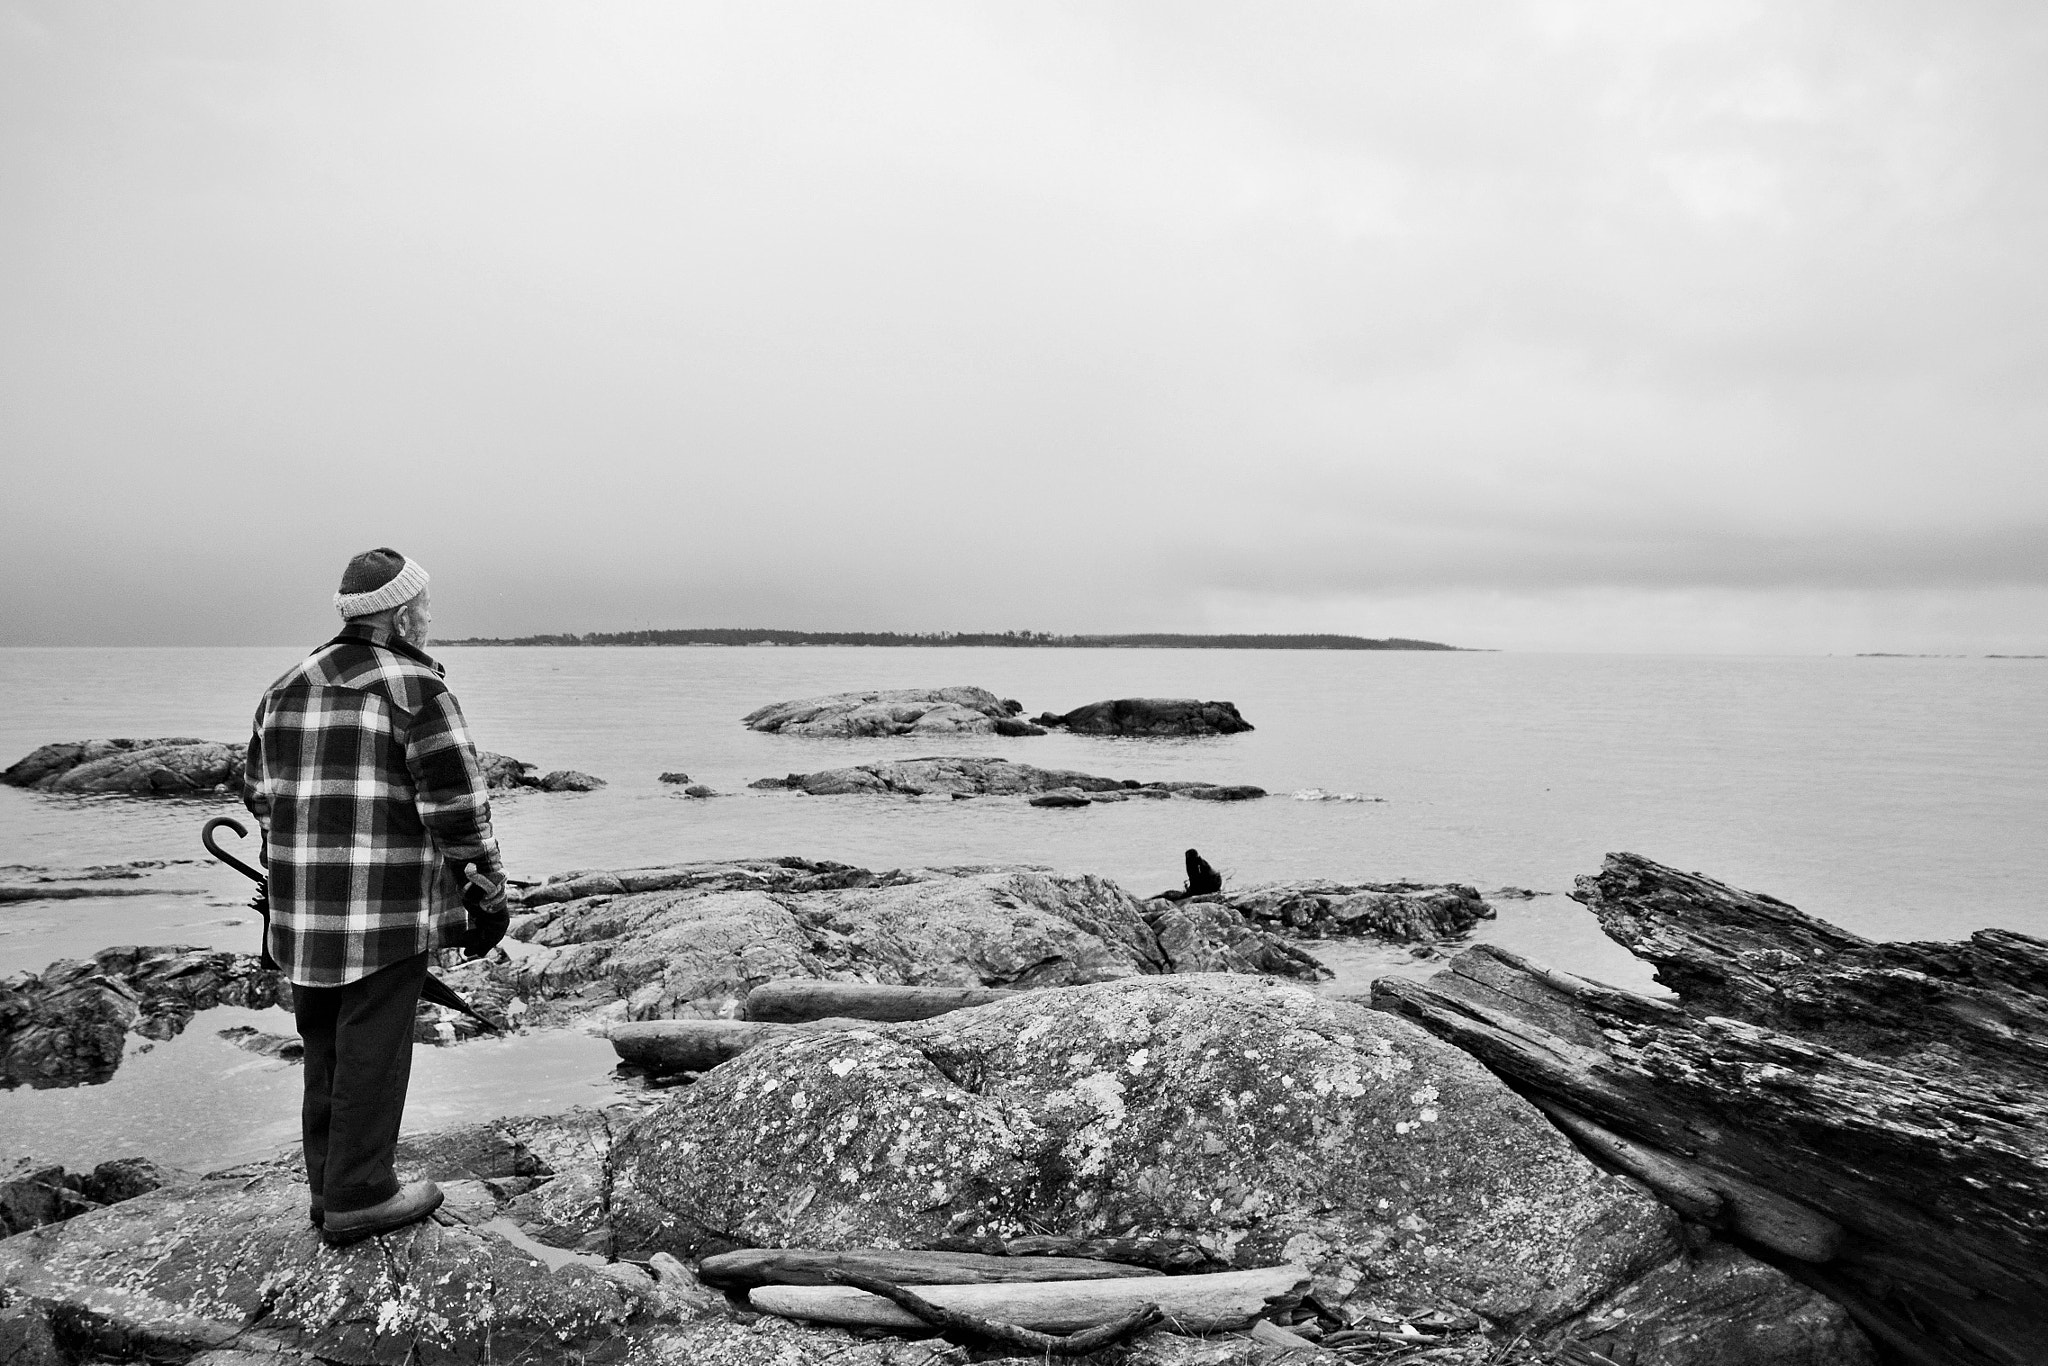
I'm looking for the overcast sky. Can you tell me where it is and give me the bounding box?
[4,2,2044,652]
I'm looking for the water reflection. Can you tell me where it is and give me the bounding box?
[0,1005,635,1171]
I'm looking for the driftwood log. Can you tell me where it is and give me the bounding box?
[614,982,1025,1071]
[609,1019,810,1072]
[697,1247,1161,1289]
[826,1271,1162,1356]
[749,1263,1309,1334]
[742,980,1017,1024]
[1372,852,2048,1366]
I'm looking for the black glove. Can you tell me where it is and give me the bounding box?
[455,864,510,959]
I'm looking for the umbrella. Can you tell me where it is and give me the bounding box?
[202,816,501,1034]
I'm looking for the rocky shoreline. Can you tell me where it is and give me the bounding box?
[5,853,2040,1364]
[3,740,606,798]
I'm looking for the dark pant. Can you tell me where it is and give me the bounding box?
[293,952,427,1214]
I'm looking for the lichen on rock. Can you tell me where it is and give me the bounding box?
[604,974,1681,1333]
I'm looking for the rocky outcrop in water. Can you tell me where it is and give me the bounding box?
[1221,880,1495,941]
[0,1156,191,1237]
[1373,852,2048,1366]
[1035,698,1254,736]
[0,946,290,1089]
[472,860,1321,1031]
[2,738,246,795]
[0,860,206,905]
[743,687,1046,737]
[749,756,1264,802]
[475,751,606,791]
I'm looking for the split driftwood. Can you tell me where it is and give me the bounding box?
[697,1246,1161,1289]
[826,1270,1162,1356]
[930,1231,1216,1272]
[742,980,1016,1024]
[749,1263,1309,1335]
[1371,852,2048,1366]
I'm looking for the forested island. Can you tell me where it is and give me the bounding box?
[438,628,1464,650]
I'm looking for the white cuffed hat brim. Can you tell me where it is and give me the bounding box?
[334,556,430,619]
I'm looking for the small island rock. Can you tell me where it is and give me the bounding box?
[743,686,1046,737]
[749,756,1263,802]
[1039,698,1254,736]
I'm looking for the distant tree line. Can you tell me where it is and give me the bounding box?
[438,627,1462,650]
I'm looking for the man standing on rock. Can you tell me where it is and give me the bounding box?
[241,548,510,1246]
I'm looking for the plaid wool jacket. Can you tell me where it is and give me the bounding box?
[241,623,503,987]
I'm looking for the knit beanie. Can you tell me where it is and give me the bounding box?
[333,548,430,619]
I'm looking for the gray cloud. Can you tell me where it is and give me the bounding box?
[2,1,2045,650]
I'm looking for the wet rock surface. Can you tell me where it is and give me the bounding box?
[1035,698,1254,736]
[1377,851,2040,1366]
[476,859,1320,1029]
[3,739,246,796]
[0,1156,193,1237]
[749,756,1264,802]
[742,687,1041,738]
[1,945,290,1088]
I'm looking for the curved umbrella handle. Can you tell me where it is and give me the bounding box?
[201,815,266,884]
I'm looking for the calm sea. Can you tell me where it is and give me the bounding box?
[3,645,2043,1168]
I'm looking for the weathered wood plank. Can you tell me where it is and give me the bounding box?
[749,1264,1308,1334]
[999,1234,1213,1272]
[698,1247,1160,1289]
[742,980,1018,1025]
[1530,1097,1843,1260]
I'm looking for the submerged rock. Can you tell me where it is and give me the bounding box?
[749,756,1263,802]
[743,687,1044,737]
[1037,698,1254,736]
[2,738,246,795]
[0,946,291,1089]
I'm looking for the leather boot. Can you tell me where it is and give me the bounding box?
[320,1180,443,1247]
